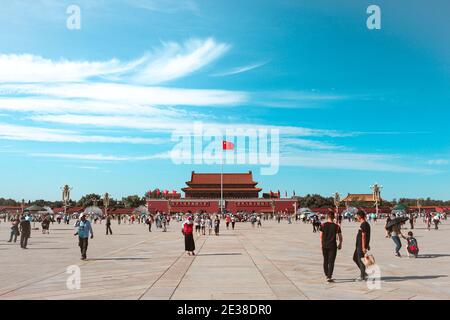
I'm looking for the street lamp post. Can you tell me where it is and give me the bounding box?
[417,198,422,217]
[333,192,341,223]
[61,185,72,222]
[370,183,383,217]
[103,192,110,217]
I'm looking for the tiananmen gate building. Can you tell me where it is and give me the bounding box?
[147,171,297,214]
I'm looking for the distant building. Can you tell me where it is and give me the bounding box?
[342,193,380,203]
[148,171,296,214]
[182,171,262,199]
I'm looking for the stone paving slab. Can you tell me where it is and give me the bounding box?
[0,218,449,300]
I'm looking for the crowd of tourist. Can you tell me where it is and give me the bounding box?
[1,207,447,281]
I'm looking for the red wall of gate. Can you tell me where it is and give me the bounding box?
[147,199,298,214]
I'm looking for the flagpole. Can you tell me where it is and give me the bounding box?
[221,148,224,215]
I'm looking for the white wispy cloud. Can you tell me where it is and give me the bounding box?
[251,91,347,108]
[0,123,165,144]
[29,114,351,137]
[280,151,437,174]
[428,159,449,165]
[131,38,230,84]
[30,153,161,161]
[0,38,229,85]
[89,148,435,174]
[212,61,269,77]
[0,97,186,117]
[123,0,200,14]
[0,83,246,106]
[0,54,142,83]
[282,137,344,150]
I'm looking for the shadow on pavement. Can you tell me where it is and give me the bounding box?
[416,254,450,259]
[196,253,242,256]
[381,275,448,282]
[87,257,151,261]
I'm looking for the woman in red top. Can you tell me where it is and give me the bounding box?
[183,216,196,256]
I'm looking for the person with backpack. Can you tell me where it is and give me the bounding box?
[406,231,419,258]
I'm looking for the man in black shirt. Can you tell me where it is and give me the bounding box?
[320,212,343,282]
[353,210,371,281]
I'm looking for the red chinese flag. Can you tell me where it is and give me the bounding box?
[222,140,235,150]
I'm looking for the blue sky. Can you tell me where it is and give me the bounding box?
[0,0,449,201]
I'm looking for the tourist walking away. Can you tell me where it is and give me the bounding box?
[19,215,31,249]
[226,215,231,229]
[406,231,419,258]
[257,215,262,228]
[320,212,343,283]
[182,216,195,256]
[353,210,371,281]
[106,215,113,235]
[74,213,94,260]
[8,218,20,243]
[231,215,236,230]
[214,216,220,236]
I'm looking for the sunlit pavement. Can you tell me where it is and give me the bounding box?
[0,218,449,300]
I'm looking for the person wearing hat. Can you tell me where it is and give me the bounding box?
[182,216,195,256]
[75,213,94,260]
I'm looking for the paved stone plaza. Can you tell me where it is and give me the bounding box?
[0,218,449,300]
